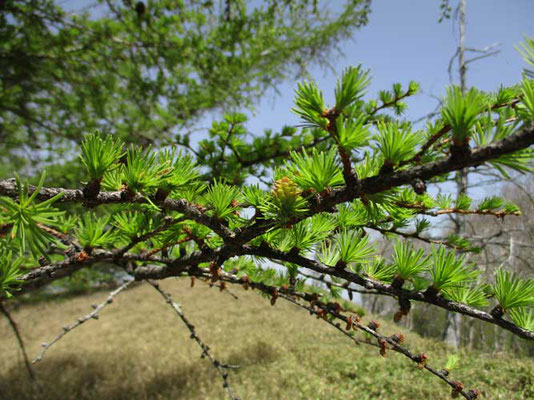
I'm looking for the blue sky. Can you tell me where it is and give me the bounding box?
[67,0,533,136]
[246,0,533,132]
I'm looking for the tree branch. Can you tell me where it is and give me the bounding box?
[148,280,240,400]
[33,279,133,364]
[0,302,35,380]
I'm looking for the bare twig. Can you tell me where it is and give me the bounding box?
[279,293,361,346]
[148,280,240,400]
[197,277,239,300]
[0,302,35,380]
[207,270,477,399]
[33,279,133,364]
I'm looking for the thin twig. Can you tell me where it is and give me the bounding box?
[33,279,133,364]
[0,302,35,380]
[148,280,240,400]
[210,272,476,400]
[198,277,239,300]
[280,293,361,346]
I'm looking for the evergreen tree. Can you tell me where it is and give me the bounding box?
[0,0,370,181]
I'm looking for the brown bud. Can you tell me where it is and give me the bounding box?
[345,315,354,331]
[451,381,464,398]
[393,309,403,323]
[209,261,221,282]
[241,275,250,290]
[190,277,195,287]
[390,332,404,344]
[310,292,319,307]
[270,288,279,306]
[329,302,342,314]
[467,389,480,399]
[378,338,388,357]
[75,251,89,262]
[414,352,427,369]
[368,320,380,331]
[219,281,226,291]
[411,179,427,195]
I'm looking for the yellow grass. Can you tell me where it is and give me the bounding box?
[0,280,532,399]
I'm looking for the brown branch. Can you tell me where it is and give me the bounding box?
[279,294,478,399]
[400,98,522,166]
[148,280,240,400]
[0,180,234,240]
[279,293,361,346]
[232,123,534,244]
[4,124,534,345]
[369,89,413,116]
[322,107,358,186]
[204,270,476,400]
[395,202,521,217]
[313,300,477,400]
[33,279,133,364]
[298,271,389,297]
[366,224,467,251]
[240,244,534,341]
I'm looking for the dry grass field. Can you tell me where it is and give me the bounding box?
[0,280,532,400]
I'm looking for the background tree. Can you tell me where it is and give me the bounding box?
[0,0,370,182]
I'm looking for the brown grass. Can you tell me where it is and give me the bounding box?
[0,280,532,400]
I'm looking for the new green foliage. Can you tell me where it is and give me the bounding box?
[441,86,486,144]
[361,257,395,282]
[287,148,344,192]
[429,247,479,291]
[443,285,490,308]
[0,249,23,298]
[0,29,533,399]
[334,65,371,112]
[509,308,534,330]
[517,36,534,78]
[375,122,422,166]
[204,181,241,220]
[123,145,172,195]
[76,213,115,249]
[0,172,64,257]
[158,149,200,193]
[1,0,372,178]
[519,78,534,118]
[292,81,328,129]
[335,115,370,151]
[391,241,429,281]
[337,229,374,269]
[493,269,534,311]
[80,132,124,181]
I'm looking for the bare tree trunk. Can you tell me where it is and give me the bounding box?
[467,319,476,350]
[443,0,467,350]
